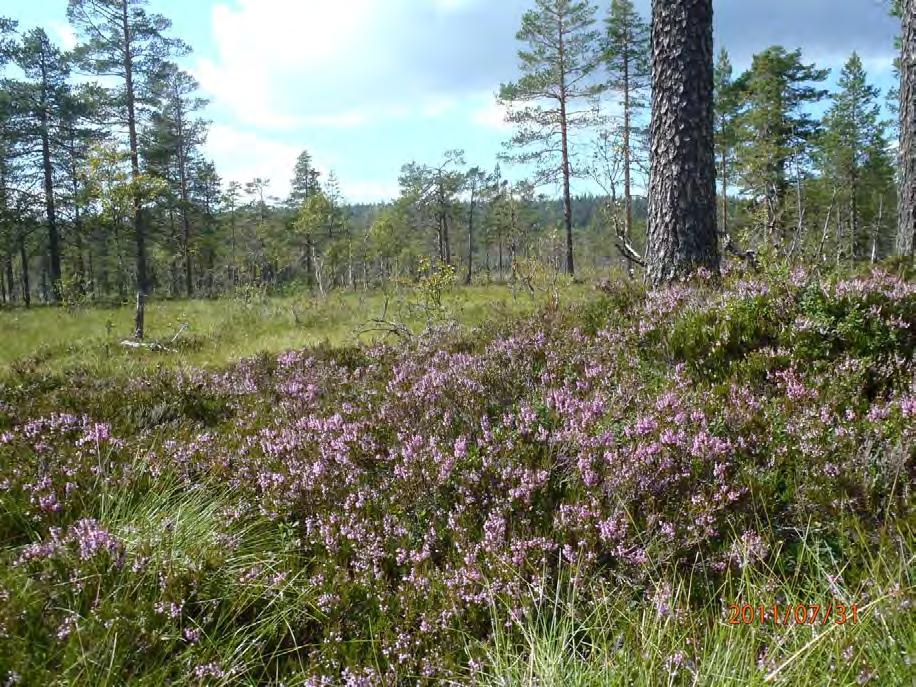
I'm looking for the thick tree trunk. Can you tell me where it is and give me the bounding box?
[897,0,916,257]
[646,0,719,286]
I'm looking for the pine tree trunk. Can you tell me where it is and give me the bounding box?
[558,16,574,276]
[122,0,146,337]
[466,191,475,285]
[721,130,728,236]
[560,95,575,276]
[40,97,61,302]
[19,235,30,308]
[306,234,314,287]
[443,212,452,266]
[897,0,916,257]
[623,47,634,276]
[175,104,193,297]
[646,0,719,286]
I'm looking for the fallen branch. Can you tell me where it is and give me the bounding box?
[119,340,177,353]
[170,322,189,344]
[357,297,415,341]
[817,189,839,264]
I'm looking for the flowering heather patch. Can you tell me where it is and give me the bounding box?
[0,268,913,684]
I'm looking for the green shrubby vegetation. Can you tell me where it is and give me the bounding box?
[1,264,913,685]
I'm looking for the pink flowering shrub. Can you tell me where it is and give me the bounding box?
[0,267,913,683]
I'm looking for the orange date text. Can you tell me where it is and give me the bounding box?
[726,602,859,626]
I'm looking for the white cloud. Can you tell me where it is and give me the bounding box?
[205,124,316,197]
[50,22,77,51]
[194,0,524,131]
[205,124,399,203]
[471,96,511,131]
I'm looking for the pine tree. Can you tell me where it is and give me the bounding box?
[68,0,188,337]
[290,151,322,207]
[714,49,740,239]
[398,151,466,266]
[818,53,895,261]
[646,0,719,286]
[604,0,650,271]
[464,167,487,285]
[8,28,72,301]
[147,62,209,296]
[498,0,604,276]
[734,47,828,246]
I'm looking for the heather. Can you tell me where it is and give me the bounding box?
[0,266,914,686]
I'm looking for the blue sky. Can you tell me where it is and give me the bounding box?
[5,0,902,203]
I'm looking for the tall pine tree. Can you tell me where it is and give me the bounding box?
[498,0,603,276]
[714,49,740,239]
[734,47,828,247]
[8,28,72,301]
[68,0,188,337]
[604,0,650,271]
[818,53,895,261]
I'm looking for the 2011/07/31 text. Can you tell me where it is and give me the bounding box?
[727,603,859,626]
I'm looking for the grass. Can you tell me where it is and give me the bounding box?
[0,283,588,378]
[475,524,915,686]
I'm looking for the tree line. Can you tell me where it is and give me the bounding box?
[0,0,912,331]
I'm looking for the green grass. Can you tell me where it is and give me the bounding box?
[0,283,588,378]
[474,524,915,687]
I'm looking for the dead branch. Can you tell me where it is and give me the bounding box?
[721,232,759,270]
[817,189,839,264]
[119,340,177,353]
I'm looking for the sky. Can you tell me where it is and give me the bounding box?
[5,0,902,204]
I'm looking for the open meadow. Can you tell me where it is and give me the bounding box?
[0,284,576,378]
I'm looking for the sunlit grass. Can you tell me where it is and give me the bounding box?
[0,283,590,377]
[474,523,915,687]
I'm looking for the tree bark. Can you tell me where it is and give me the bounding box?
[622,42,634,275]
[466,186,476,285]
[122,0,146,337]
[897,0,916,257]
[174,99,193,297]
[39,58,61,302]
[19,235,30,308]
[646,0,719,286]
[559,29,575,277]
